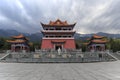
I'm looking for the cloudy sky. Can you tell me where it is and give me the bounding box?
[0,0,120,34]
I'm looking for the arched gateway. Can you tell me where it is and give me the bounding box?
[40,19,76,50]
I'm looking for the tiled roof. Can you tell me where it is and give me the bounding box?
[12,34,25,39]
[92,34,104,39]
[6,40,26,43]
[41,19,76,27]
[49,19,68,26]
[11,34,29,41]
[91,40,107,43]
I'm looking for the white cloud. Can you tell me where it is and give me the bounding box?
[0,0,119,34]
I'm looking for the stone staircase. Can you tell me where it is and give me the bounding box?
[109,53,120,60]
[0,53,11,60]
[0,50,11,60]
[0,53,7,59]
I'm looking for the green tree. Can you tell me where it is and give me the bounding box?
[109,38,120,52]
[0,37,11,50]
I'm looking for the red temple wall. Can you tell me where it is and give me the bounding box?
[41,39,76,49]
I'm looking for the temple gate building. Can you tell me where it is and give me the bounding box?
[7,34,30,52]
[40,19,76,50]
[87,34,107,52]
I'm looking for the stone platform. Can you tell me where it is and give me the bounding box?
[1,51,116,63]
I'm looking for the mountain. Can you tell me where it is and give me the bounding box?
[96,32,120,38]
[0,29,42,42]
[0,29,20,37]
[26,32,42,42]
[0,29,120,42]
[0,29,30,37]
[75,32,120,40]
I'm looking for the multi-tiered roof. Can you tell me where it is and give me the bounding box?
[7,34,28,43]
[41,19,76,38]
[41,19,76,27]
[87,34,107,45]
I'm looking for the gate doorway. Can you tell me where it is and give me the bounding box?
[55,45,62,50]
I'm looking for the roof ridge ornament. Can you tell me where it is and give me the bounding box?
[41,19,76,27]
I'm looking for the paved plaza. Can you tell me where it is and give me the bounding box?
[0,61,120,80]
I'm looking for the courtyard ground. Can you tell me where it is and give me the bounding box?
[0,61,120,80]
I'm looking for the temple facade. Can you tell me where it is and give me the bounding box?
[87,34,107,52]
[7,34,30,52]
[40,19,76,50]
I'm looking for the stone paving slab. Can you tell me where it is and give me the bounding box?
[0,61,120,80]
